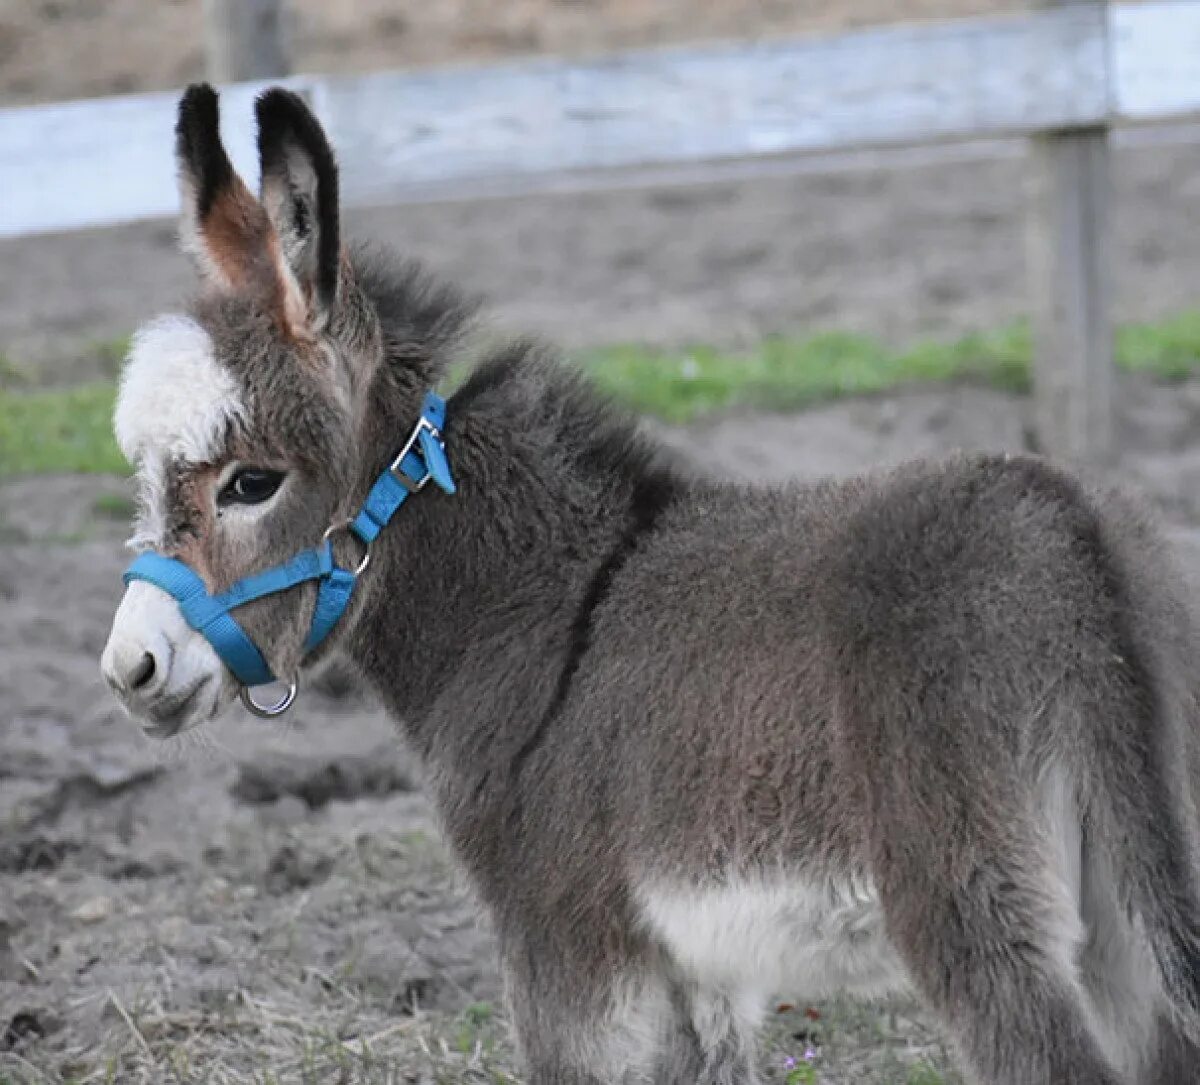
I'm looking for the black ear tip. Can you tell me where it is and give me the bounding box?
[255,87,316,131]
[178,83,219,131]
[175,83,233,213]
[181,82,218,105]
[255,87,335,169]
[176,83,223,168]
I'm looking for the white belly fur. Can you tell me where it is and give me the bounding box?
[636,874,909,1001]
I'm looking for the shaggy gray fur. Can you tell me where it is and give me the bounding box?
[110,85,1200,1085]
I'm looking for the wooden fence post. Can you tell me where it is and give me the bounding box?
[1026,0,1114,465]
[203,0,290,83]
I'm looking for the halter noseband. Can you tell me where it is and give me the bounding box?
[123,392,455,718]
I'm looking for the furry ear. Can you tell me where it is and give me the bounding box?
[255,88,341,326]
[175,84,274,293]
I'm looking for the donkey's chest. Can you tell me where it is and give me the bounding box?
[636,875,908,999]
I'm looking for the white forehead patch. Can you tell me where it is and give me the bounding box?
[115,314,246,466]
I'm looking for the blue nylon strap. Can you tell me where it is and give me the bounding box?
[352,468,415,544]
[209,544,333,613]
[305,567,356,651]
[124,553,275,687]
[121,391,453,692]
[351,392,454,544]
[418,428,456,495]
[423,391,447,430]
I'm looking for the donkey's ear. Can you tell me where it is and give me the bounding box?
[255,88,341,325]
[175,84,273,292]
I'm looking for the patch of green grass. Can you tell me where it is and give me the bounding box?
[3,310,1200,476]
[583,323,1034,423]
[785,1060,819,1084]
[0,353,31,388]
[452,1002,499,1056]
[0,382,125,476]
[464,1001,495,1026]
[91,492,137,520]
[586,311,1200,422]
[1116,309,1200,380]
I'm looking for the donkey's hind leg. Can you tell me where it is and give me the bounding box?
[1075,828,1162,1082]
[878,845,1122,1085]
[865,751,1122,1085]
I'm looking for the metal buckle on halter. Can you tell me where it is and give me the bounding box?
[388,416,440,493]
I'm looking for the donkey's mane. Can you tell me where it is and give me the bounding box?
[351,241,683,499]
[456,342,682,498]
[351,242,481,362]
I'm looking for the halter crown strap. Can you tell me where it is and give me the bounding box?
[122,392,454,693]
[350,392,453,544]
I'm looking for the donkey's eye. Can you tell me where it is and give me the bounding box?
[220,468,285,506]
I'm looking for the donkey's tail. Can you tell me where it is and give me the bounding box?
[1084,492,1200,1041]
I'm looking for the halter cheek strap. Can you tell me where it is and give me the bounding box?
[122,391,454,711]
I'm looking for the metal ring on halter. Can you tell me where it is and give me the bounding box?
[240,679,299,718]
[322,518,371,576]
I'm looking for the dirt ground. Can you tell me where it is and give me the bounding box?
[2,379,1200,1083]
[3,0,1200,1082]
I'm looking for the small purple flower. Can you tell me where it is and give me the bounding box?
[805,1047,817,1061]
[784,1055,797,1070]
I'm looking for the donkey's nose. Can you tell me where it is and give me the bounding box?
[102,638,166,698]
[127,652,157,691]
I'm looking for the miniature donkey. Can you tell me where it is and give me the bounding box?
[101,84,1200,1085]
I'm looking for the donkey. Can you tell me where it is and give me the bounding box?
[100,83,1200,1085]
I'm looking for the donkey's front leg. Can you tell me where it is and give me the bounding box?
[649,979,762,1085]
[502,929,671,1084]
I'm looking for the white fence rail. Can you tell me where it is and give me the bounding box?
[2,0,1199,462]
[4,2,1198,240]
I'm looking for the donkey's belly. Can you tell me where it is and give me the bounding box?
[636,875,909,1000]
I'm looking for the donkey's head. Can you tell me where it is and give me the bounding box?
[101,85,396,736]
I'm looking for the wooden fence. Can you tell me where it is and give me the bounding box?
[2,1,1200,462]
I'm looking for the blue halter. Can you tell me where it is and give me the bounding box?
[123,392,455,712]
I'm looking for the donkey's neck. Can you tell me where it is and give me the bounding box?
[342,349,682,770]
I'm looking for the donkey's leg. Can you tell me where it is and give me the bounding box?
[501,932,671,1085]
[1075,829,1162,1082]
[865,752,1123,1085]
[650,979,762,1085]
[878,852,1122,1085]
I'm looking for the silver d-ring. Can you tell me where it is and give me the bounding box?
[322,518,371,576]
[240,679,299,719]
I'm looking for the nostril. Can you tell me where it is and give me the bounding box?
[129,652,156,691]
